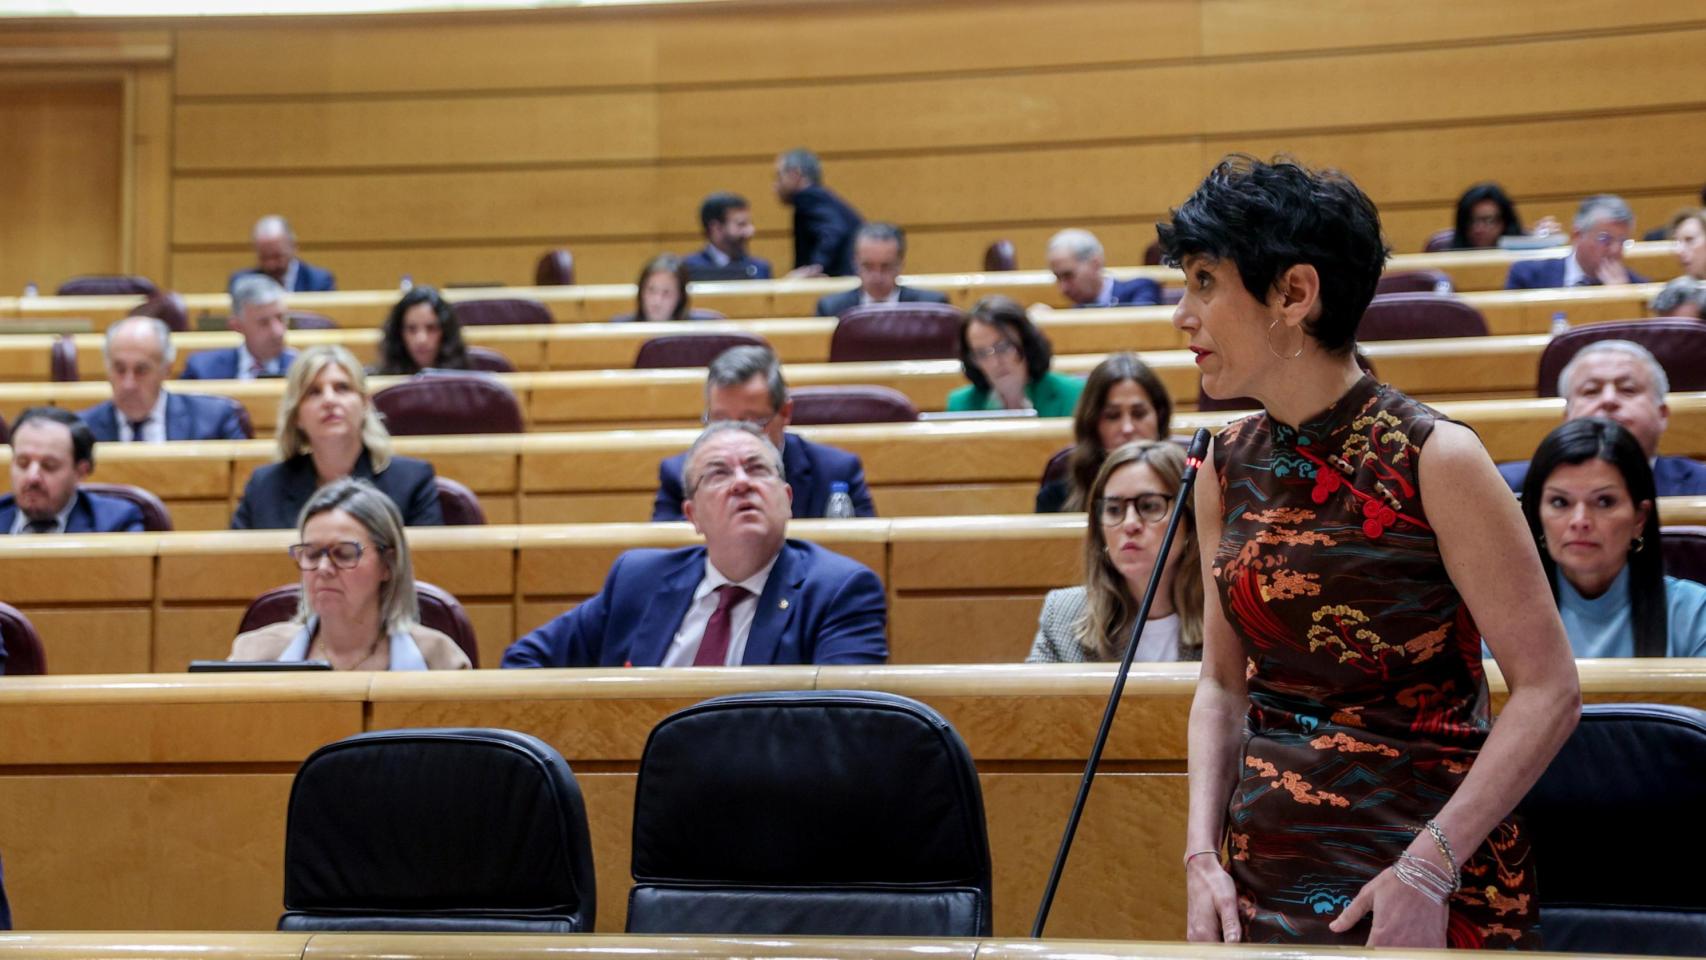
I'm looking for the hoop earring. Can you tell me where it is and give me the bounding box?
[1631,535,1645,554]
[1266,318,1305,361]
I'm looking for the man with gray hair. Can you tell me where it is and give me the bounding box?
[78,316,250,442]
[1499,339,1706,495]
[774,147,863,278]
[814,222,949,316]
[651,345,874,520]
[1046,228,1161,307]
[228,214,336,294]
[182,274,299,380]
[503,420,888,668]
[1505,194,1649,289]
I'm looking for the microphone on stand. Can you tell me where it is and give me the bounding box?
[1030,427,1212,939]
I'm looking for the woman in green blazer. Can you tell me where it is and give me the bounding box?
[946,295,1084,416]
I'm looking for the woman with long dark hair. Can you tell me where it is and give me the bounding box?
[375,286,469,375]
[1450,183,1525,250]
[1037,353,1172,512]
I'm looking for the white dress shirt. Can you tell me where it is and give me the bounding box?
[859,288,902,306]
[1560,251,1588,287]
[234,343,287,380]
[122,390,169,443]
[661,553,780,666]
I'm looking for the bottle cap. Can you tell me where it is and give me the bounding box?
[830,481,849,493]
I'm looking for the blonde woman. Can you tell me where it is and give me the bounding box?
[231,344,442,529]
[1027,441,1203,663]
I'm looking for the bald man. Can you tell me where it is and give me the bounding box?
[79,316,251,442]
[227,215,336,294]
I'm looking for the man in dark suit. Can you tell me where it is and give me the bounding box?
[182,274,299,380]
[681,192,773,281]
[0,408,144,534]
[1047,228,1161,307]
[503,422,887,668]
[775,148,863,278]
[79,316,250,442]
[1499,339,1706,495]
[652,345,875,521]
[1505,194,1648,290]
[814,222,950,316]
[227,214,335,294]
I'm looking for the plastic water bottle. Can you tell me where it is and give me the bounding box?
[1550,310,1569,337]
[826,481,856,519]
[399,274,414,293]
[22,281,37,298]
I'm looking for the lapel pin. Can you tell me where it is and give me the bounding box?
[779,599,790,610]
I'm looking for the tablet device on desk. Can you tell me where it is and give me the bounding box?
[188,660,333,672]
[917,408,1040,422]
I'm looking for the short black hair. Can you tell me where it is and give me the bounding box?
[12,406,95,469]
[1452,182,1524,249]
[959,295,1054,391]
[1157,154,1388,355]
[699,192,749,235]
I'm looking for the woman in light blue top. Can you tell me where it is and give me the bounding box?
[1521,417,1706,657]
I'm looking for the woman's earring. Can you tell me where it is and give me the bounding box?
[1266,318,1305,360]
[1631,535,1646,554]
[1536,533,1547,551]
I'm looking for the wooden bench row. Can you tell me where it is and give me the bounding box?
[0,661,1696,937]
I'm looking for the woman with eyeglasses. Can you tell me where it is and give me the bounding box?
[1027,441,1202,663]
[946,295,1083,417]
[229,478,470,670]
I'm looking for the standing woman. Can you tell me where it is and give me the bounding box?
[375,286,470,375]
[1168,156,1579,947]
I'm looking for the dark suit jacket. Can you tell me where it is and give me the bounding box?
[1076,277,1162,308]
[1504,256,1649,290]
[652,432,876,521]
[681,247,773,280]
[0,490,145,534]
[227,259,336,295]
[230,450,443,529]
[814,284,950,317]
[1500,454,1706,497]
[181,347,300,381]
[789,185,863,277]
[500,539,888,668]
[79,392,250,442]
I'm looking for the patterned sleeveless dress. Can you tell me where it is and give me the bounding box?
[1212,376,1538,948]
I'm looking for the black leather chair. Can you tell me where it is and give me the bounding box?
[0,602,47,675]
[633,332,767,369]
[1516,703,1706,955]
[1536,319,1706,396]
[788,386,918,425]
[238,581,479,667]
[1360,294,1488,340]
[81,482,173,531]
[1662,526,1706,586]
[627,690,992,937]
[829,303,963,362]
[280,728,595,931]
[373,375,524,435]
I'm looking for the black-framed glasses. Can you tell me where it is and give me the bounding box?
[969,339,1018,362]
[1096,494,1173,527]
[288,541,365,570]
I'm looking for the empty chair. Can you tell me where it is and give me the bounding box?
[50,336,77,382]
[829,303,963,363]
[0,418,8,445]
[1142,241,1164,266]
[373,375,524,435]
[1536,319,1706,397]
[1515,703,1706,955]
[982,239,1017,272]
[288,311,338,330]
[1359,293,1488,341]
[535,249,575,286]
[1422,228,1456,253]
[465,346,516,373]
[1038,445,1072,492]
[239,580,479,667]
[434,476,487,526]
[627,690,992,937]
[1663,526,1706,586]
[1374,269,1452,296]
[134,290,189,333]
[280,727,595,931]
[788,386,918,425]
[80,483,172,531]
[56,275,156,297]
[454,298,552,327]
[634,332,768,370]
[0,602,47,675]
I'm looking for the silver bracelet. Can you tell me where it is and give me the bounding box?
[1393,852,1453,904]
[1183,848,1219,867]
[1421,818,1460,890]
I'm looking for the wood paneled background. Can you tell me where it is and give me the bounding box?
[3,0,1704,294]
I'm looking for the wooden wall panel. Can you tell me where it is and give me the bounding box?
[0,80,124,293]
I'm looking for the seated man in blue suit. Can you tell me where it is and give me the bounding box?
[503,422,888,668]
[80,316,250,442]
[227,214,335,294]
[0,408,144,534]
[1505,194,1649,289]
[815,222,950,316]
[1500,339,1706,496]
[1046,228,1161,308]
[775,148,863,278]
[182,274,299,380]
[652,345,875,521]
[681,192,773,281]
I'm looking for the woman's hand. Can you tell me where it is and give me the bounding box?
[1327,865,1449,947]
[991,369,1030,410]
[1184,855,1241,942]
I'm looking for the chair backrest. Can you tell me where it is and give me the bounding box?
[1535,319,1706,397]
[464,346,516,373]
[829,303,963,363]
[1515,703,1706,954]
[134,290,189,333]
[981,239,1016,272]
[80,482,173,531]
[1142,241,1164,266]
[50,336,77,382]
[1374,269,1452,296]
[788,385,919,425]
[1359,293,1488,341]
[1039,445,1073,488]
[632,332,769,370]
[56,275,157,297]
[455,298,553,327]
[1662,526,1706,586]
[627,690,992,937]
[373,375,524,435]
[280,727,594,931]
[0,602,47,675]
[1422,228,1457,253]
[238,581,479,667]
[435,476,487,526]
[535,249,575,286]
[288,311,338,330]
[0,416,8,445]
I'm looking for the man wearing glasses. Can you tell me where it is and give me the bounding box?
[504,421,888,668]
[651,345,875,521]
[1505,194,1649,289]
